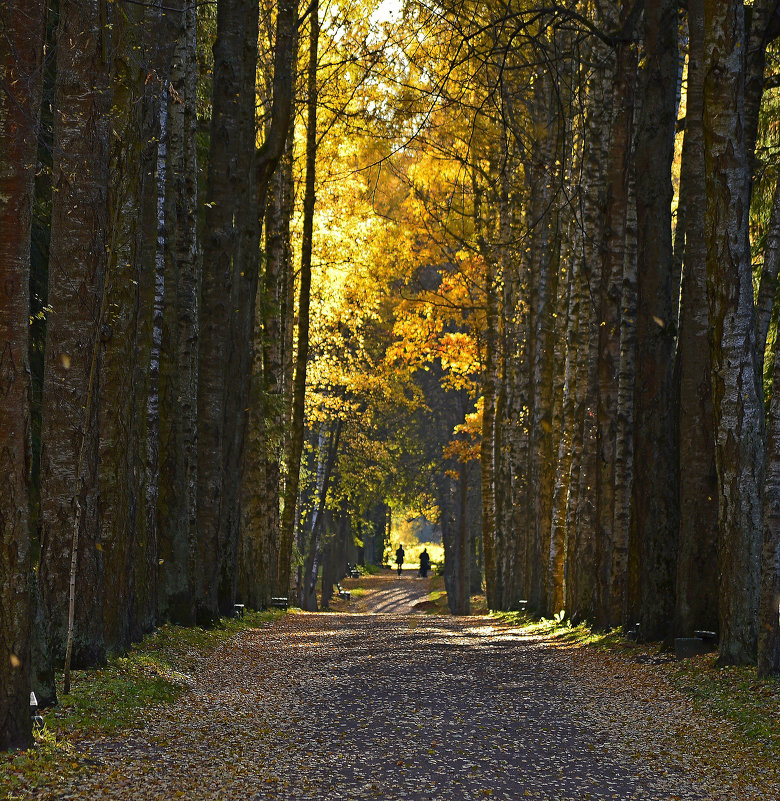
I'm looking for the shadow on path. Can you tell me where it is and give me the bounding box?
[49,613,760,800]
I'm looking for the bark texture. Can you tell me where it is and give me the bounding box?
[197,0,258,621]
[39,0,110,667]
[0,0,46,750]
[279,0,319,598]
[158,0,200,625]
[239,0,298,610]
[675,0,719,638]
[632,0,680,641]
[703,0,764,665]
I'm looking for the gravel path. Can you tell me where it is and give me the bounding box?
[41,612,775,800]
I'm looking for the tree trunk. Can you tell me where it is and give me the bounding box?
[301,421,341,611]
[568,36,611,623]
[614,159,638,627]
[158,0,200,625]
[39,0,110,667]
[703,0,764,665]
[674,0,719,638]
[480,192,499,611]
[279,0,319,597]
[453,459,471,615]
[239,0,298,609]
[528,84,562,614]
[632,0,680,641]
[99,0,168,654]
[548,242,578,616]
[0,0,46,750]
[757,172,780,675]
[197,0,257,621]
[597,32,637,628]
[760,336,780,675]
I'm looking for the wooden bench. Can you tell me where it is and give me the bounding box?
[269,596,288,610]
[233,603,245,619]
[346,562,360,579]
[336,583,351,601]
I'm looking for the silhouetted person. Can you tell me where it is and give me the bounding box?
[419,548,431,578]
[395,544,405,577]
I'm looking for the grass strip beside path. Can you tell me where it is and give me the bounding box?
[0,610,281,799]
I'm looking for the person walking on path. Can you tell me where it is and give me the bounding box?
[395,544,405,577]
[419,548,431,578]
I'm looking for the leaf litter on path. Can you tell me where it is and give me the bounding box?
[12,612,778,800]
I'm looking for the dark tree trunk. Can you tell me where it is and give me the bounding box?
[197,0,258,621]
[100,0,169,655]
[597,32,637,628]
[632,0,680,641]
[675,0,719,638]
[39,0,110,667]
[760,331,780,675]
[279,0,319,597]
[0,0,46,750]
[158,0,200,625]
[239,0,298,610]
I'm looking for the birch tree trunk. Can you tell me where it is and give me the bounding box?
[614,159,638,627]
[39,0,110,667]
[0,0,46,750]
[480,232,498,611]
[568,34,611,622]
[548,238,578,617]
[703,0,764,665]
[99,0,169,654]
[528,77,562,614]
[597,32,636,628]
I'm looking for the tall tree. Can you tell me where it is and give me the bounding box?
[703,0,765,665]
[279,0,320,597]
[197,0,259,620]
[239,0,299,609]
[100,0,170,654]
[0,0,47,750]
[675,0,719,637]
[157,0,200,625]
[597,18,637,628]
[39,0,110,668]
[632,0,680,641]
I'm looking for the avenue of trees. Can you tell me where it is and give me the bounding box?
[3,0,780,751]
